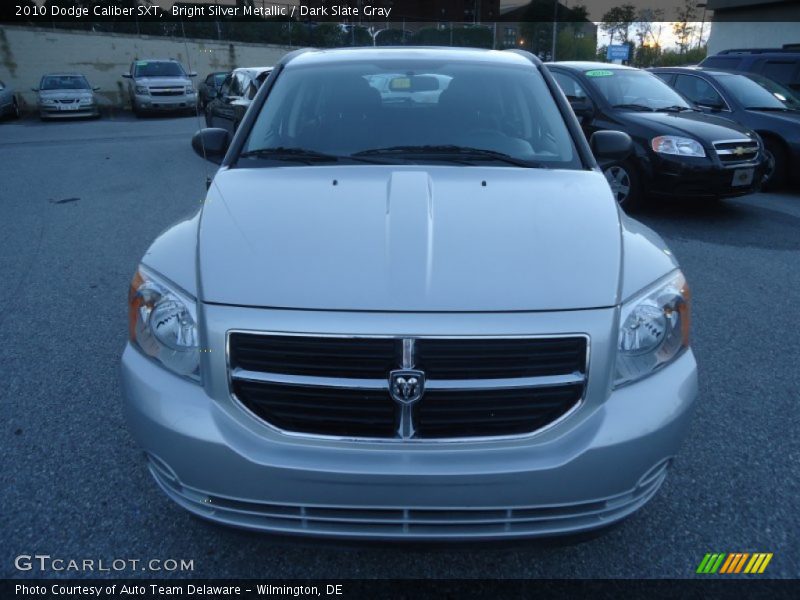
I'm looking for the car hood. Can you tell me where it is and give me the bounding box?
[746,108,800,128]
[621,110,755,141]
[39,90,92,99]
[198,166,623,311]
[134,77,190,87]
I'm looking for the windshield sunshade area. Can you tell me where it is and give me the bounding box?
[40,75,90,90]
[133,61,185,78]
[588,69,691,111]
[241,60,581,169]
[718,73,794,110]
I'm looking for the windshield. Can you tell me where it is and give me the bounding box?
[588,69,691,110]
[213,73,227,85]
[241,60,580,169]
[743,73,800,110]
[133,61,185,78]
[719,73,795,110]
[40,75,90,90]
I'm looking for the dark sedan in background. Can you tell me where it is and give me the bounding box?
[547,62,768,210]
[204,66,272,135]
[198,71,227,110]
[0,78,20,120]
[652,67,800,190]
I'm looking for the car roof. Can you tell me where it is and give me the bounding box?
[652,66,758,78]
[549,61,637,72]
[42,73,87,77]
[285,47,537,68]
[233,66,273,76]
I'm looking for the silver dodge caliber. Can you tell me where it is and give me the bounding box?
[121,48,698,541]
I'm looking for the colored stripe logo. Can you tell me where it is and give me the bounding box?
[697,553,772,574]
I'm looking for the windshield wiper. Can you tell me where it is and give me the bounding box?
[611,103,654,112]
[655,105,695,112]
[239,147,343,163]
[746,106,795,112]
[352,145,545,168]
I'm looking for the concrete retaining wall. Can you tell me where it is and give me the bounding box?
[0,25,292,111]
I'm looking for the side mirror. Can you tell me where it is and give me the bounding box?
[93,86,100,92]
[192,128,229,164]
[188,72,198,78]
[31,87,39,92]
[569,98,594,123]
[590,130,633,165]
[122,73,132,79]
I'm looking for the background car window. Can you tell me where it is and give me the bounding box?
[230,73,248,97]
[701,56,742,70]
[760,60,799,89]
[716,73,788,109]
[590,70,691,109]
[133,61,184,78]
[674,75,725,108]
[551,71,588,101]
[243,61,580,168]
[0,80,4,90]
[218,75,232,98]
[40,75,90,90]
[745,73,800,109]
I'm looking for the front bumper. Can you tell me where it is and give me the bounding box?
[645,153,767,199]
[39,104,99,118]
[121,306,698,541]
[133,93,197,112]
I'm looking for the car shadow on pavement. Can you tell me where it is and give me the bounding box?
[634,194,800,251]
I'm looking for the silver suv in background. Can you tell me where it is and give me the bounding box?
[123,59,197,116]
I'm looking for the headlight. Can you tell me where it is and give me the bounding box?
[41,98,56,105]
[615,270,690,387]
[185,85,195,94]
[651,136,706,157]
[128,266,200,381]
[134,85,149,95]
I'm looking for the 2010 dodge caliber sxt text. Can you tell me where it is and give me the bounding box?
[121,48,698,541]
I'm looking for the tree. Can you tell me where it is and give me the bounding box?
[600,4,637,46]
[673,0,697,55]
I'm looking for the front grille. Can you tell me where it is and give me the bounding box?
[56,99,77,104]
[150,87,185,96]
[713,139,759,164]
[229,333,588,441]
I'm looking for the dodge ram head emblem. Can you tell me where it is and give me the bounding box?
[389,370,425,405]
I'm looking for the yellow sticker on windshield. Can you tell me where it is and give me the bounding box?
[389,77,411,91]
[585,70,614,77]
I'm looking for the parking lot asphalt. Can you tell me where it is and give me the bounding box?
[1,114,798,579]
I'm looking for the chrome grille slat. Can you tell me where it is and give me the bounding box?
[228,332,588,441]
[712,138,759,164]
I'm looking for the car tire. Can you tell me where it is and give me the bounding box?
[11,98,20,120]
[762,138,788,191]
[603,160,643,211]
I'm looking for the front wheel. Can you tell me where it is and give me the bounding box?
[762,139,787,191]
[603,160,643,211]
[11,98,20,119]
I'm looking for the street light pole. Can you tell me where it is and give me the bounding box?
[551,0,559,61]
[697,3,708,49]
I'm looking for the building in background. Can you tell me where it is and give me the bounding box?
[706,0,800,54]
